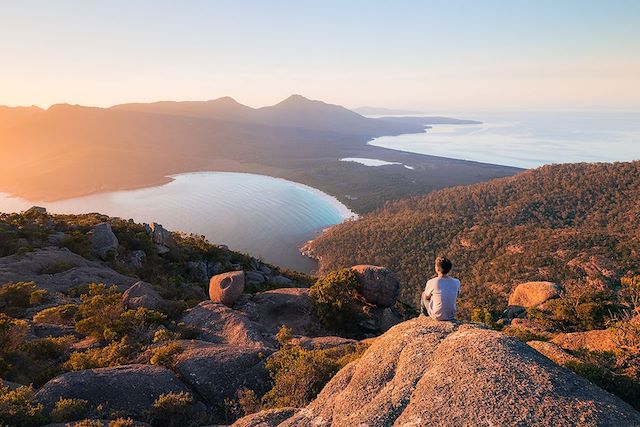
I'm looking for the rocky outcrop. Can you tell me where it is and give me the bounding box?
[210,271,245,307]
[130,250,146,269]
[350,265,399,307]
[180,301,273,348]
[246,271,267,284]
[236,288,323,336]
[243,318,640,426]
[231,408,299,427]
[508,281,562,308]
[0,247,136,292]
[175,342,272,414]
[144,222,175,248]
[35,364,195,420]
[527,340,582,365]
[122,281,165,311]
[24,206,47,215]
[551,329,617,353]
[90,222,119,260]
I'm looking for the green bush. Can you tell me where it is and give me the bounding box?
[0,282,47,316]
[109,418,135,427]
[74,284,166,345]
[607,311,640,352]
[0,314,27,354]
[275,325,293,347]
[50,397,90,422]
[112,308,166,343]
[65,338,134,371]
[0,386,47,427]
[33,304,79,326]
[575,298,623,330]
[471,307,498,329]
[309,269,361,333]
[149,342,183,369]
[502,326,549,342]
[533,293,623,332]
[148,391,199,427]
[20,336,70,361]
[152,327,177,343]
[75,284,123,340]
[262,342,368,409]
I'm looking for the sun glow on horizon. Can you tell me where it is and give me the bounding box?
[0,0,639,111]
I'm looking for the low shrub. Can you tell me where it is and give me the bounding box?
[74,284,166,344]
[65,338,134,371]
[33,304,79,326]
[149,342,183,369]
[148,391,200,427]
[75,284,123,340]
[50,397,90,422]
[471,307,498,329]
[309,269,361,333]
[607,310,640,352]
[0,314,28,353]
[0,386,47,427]
[108,418,135,427]
[262,342,368,409]
[0,282,47,316]
[502,326,549,342]
[20,336,71,361]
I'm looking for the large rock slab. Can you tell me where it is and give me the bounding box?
[35,364,194,420]
[551,329,617,353]
[90,222,119,260]
[232,408,299,427]
[0,247,136,292]
[122,281,165,311]
[350,265,399,307]
[175,342,272,416]
[236,288,325,336]
[257,317,640,426]
[508,281,562,308]
[527,340,582,366]
[180,301,273,348]
[210,271,245,307]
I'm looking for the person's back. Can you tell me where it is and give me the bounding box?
[421,256,460,321]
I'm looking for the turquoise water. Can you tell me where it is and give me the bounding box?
[369,112,640,168]
[0,172,354,273]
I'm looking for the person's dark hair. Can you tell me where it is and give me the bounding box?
[435,256,452,275]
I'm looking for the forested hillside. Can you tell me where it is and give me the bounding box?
[306,161,640,315]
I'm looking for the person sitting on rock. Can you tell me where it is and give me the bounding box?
[421,256,460,320]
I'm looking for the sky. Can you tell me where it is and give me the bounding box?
[1,0,639,111]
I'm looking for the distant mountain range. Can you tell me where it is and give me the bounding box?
[0,96,516,211]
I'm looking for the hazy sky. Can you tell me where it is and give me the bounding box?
[1,0,639,111]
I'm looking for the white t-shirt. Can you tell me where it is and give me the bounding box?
[422,276,460,320]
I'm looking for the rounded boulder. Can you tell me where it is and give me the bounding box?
[350,265,399,307]
[508,281,562,308]
[209,271,245,307]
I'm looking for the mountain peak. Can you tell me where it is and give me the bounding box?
[276,94,316,106]
[207,96,243,106]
